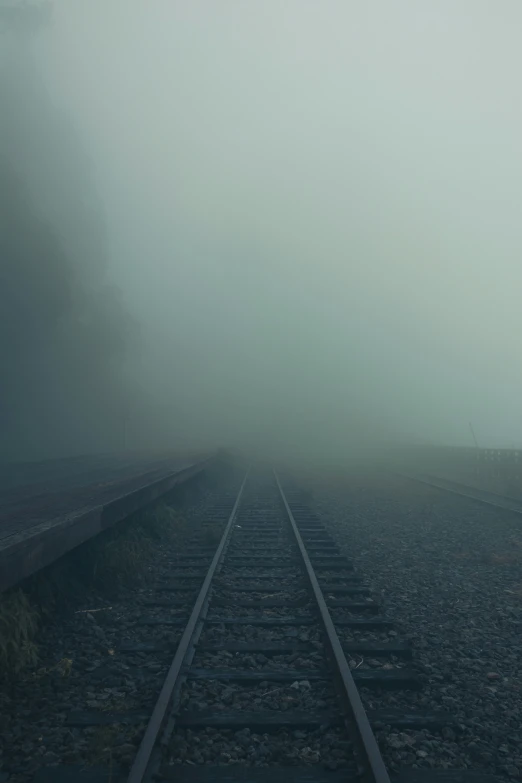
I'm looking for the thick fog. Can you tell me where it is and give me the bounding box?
[2,1,522,462]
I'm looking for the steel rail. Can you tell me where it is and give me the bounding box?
[400,472,522,516]
[126,469,250,783]
[274,469,391,783]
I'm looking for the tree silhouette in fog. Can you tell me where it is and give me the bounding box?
[0,2,135,460]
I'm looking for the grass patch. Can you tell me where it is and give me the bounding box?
[87,503,189,592]
[0,501,191,673]
[86,725,120,768]
[86,723,143,777]
[0,588,39,672]
[89,525,154,592]
[141,503,191,542]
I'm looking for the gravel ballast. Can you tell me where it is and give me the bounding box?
[5,466,519,781]
[0,479,235,782]
[311,471,522,780]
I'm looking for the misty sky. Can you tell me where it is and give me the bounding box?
[10,1,522,456]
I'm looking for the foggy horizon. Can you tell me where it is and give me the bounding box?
[2,0,522,462]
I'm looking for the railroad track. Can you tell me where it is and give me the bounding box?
[123,471,393,782]
[124,469,455,783]
[402,472,522,516]
[38,469,477,783]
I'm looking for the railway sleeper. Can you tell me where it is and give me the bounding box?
[210,598,309,607]
[301,538,336,544]
[137,616,396,628]
[176,707,453,731]
[225,558,297,566]
[328,600,380,612]
[216,572,312,580]
[230,536,287,542]
[309,555,351,563]
[118,639,411,658]
[141,598,199,606]
[320,585,369,594]
[304,548,342,555]
[226,549,296,556]
[32,765,500,783]
[185,668,421,688]
[213,585,306,592]
[64,706,452,731]
[153,582,313,592]
[158,766,500,783]
[196,640,411,657]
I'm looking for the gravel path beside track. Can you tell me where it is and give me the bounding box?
[313,472,522,781]
[0,481,226,782]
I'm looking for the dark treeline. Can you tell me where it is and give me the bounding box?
[0,4,135,461]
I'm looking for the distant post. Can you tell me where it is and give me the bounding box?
[469,421,479,449]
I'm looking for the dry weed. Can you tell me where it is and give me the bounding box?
[0,589,39,672]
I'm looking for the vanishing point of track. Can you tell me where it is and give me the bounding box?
[125,469,392,782]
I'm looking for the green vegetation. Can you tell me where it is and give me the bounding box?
[85,725,120,770]
[0,588,38,672]
[0,501,189,673]
[88,503,189,591]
